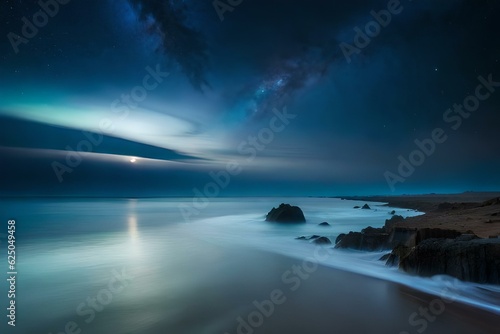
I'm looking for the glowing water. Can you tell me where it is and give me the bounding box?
[0,197,497,334]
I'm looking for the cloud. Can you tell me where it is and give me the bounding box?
[0,115,200,162]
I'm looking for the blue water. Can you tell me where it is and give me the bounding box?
[0,197,498,333]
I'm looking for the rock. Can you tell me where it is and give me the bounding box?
[353,206,360,209]
[385,255,398,267]
[390,210,396,215]
[336,222,467,253]
[313,237,331,245]
[400,238,500,284]
[361,226,384,234]
[387,227,417,247]
[319,222,331,226]
[335,233,346,244]
[384,244,411,267]
[335,231,391,251]
[361,204,371,210]
[296,235,320,241]
[266,203,306,223]
[379,253,391,262]
[384,215,405,232]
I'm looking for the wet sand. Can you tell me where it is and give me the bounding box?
[38,243,496,334]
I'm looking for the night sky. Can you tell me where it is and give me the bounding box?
[1,0,499,197]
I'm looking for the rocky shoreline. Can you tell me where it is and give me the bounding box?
[270,195,500,285]
[333,213,500,284]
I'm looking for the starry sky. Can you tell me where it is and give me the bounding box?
[0,0,499,197]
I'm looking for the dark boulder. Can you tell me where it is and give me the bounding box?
[335,233,346,244]
[266,203,306,223]
[319,222,331,227]
[390,210,396,215]
[335,231,391,251]
[384,244,412,267]
[400,238,500,284]
[361,204,371,210]
[353,206,361,209]
[313,237,332,245]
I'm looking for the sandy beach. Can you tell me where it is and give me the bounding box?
[342,192,500,238]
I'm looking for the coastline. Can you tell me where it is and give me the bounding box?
[341,193,500,237]
[340,191,500,211]
[312,194,500,317]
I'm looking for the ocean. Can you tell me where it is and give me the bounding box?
[0,197,498,333]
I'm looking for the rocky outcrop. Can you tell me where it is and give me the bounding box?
[400,238,500,284]
[335,224,466,253]
[383,215,405,232]
[387,227,417,247]
[319,222,331,226]
[335,227,391,251]
[266,203,306,223]
[361,204,371,210]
